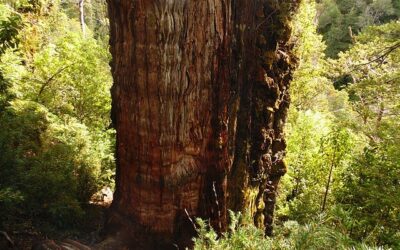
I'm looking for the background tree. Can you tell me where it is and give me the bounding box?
[275,1,400,248]
[316,0,400,57]
[276,0,358,223]
[332,21,400,247]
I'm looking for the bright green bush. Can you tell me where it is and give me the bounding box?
[0,1,114,230]
[337,144,400,247]
[193,211,382,250]
[0,100,103,227]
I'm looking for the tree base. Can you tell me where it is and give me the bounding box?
[94,209,194,250]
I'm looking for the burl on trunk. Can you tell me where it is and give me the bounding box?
[104,0,299,249]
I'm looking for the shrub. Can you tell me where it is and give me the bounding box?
[0,100,101,228]
[193,211,382,250]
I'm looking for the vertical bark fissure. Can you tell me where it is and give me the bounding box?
[227,0,258,213]
[322,157,335,212]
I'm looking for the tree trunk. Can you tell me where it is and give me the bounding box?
[321,159,335,212]
[78,0,86,37]
[105,0,299,249]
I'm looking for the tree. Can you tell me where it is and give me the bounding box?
[316,0,400,58]
[78,0,86,37]
[104,0,300,249]
[331,21,400,247]
[275,0,355,223]
[0,3,22,111]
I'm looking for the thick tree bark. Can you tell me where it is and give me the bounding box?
[105,0,299,249]
[228,1,299,236]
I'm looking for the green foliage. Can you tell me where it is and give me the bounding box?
[278,0,361,224]
[0,4,22,111]
[193,211,378,250]
[279,111,331,220]
[280,111,358,222]
[60,0,109,44]
[330,26,400,244]
[338,144,400,247]
[0,100,99,226]
[290,0,332,111]
[0,0,114,231]
[316,0,400,57]
[26,30,112,128]
[193,214,270,250]
[0,4,23,54]
[332,21,400,116]
[276,0,400,248]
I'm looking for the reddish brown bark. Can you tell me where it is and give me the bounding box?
[105,0,299,249]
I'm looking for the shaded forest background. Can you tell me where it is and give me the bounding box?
[0,0,399,249]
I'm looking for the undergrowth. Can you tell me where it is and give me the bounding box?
[193,211,385,250]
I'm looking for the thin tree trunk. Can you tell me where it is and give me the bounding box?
[78,0,86,37]
[376,102,384,129]
[104,0,300,249]
[321,160,335,212]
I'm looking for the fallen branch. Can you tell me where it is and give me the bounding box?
[0,231,14,247]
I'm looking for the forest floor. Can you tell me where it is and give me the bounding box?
[1,189,113,250]
[1,204,107,249]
